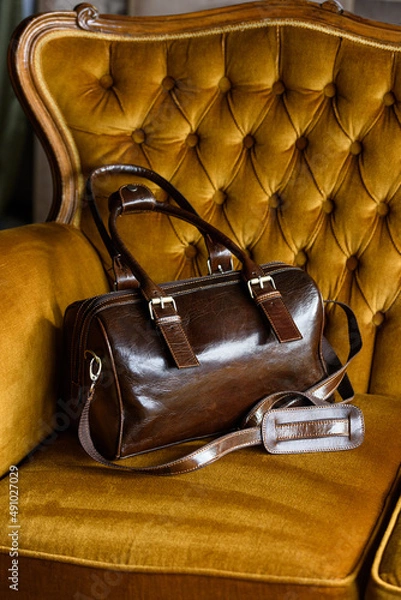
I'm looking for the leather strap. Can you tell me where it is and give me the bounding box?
[108,185,301,365]
[306,301,361,402]
[108,185,263,284]
[147,300,200,369]
[85,164,233,282]
[87,175,301,355]
[252,286,302,342]
[77,301,362,474]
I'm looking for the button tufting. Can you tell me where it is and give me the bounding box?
[350,141,362,156]
[383,91,396,107]
[185,244,198,259]
[213,190,226,205]
[219,76,232,93]
[100,74,114,89]
[323,83,336,98]
[132,129,146,144]
[243,134,255,149]
[296,137,308,151]
[322,198,334,214]
[295,250,307,267]
[377,202,389,217]
[372,311,385,327]
[186,133,199,148]
[269,194,281,209]
[346,256,358,271]
[162,76,175,91]
[272,80,285,95]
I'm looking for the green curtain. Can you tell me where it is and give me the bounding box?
[0,0,30,223]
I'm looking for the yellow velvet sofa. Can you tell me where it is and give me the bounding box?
[1,0,401,597]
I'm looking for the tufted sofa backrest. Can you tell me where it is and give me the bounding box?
[9,0,401,395]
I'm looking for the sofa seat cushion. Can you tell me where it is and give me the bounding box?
[367,495,401,599]
[1,393,401,600]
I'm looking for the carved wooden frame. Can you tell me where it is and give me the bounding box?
[8,0,401,223]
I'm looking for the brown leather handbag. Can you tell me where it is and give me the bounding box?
[63,165,364,475]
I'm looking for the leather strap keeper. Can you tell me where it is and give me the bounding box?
[262,405,365,454]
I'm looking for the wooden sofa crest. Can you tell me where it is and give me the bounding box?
[1,1,401,598]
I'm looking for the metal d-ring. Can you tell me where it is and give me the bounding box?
[84,350,102,383]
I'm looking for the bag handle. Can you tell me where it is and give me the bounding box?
[108,184,263,294]
[78,301,363,475]
[85,164,233,287]
[107,184,302,369]
[108,184,355,395]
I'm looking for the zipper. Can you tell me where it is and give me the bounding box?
[70,262,300,387]
[71,290,138,387]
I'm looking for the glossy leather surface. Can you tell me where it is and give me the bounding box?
[66,246,325,458]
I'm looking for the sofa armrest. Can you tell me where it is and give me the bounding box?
[0,222,109,476]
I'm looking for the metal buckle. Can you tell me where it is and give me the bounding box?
[247,275,276,298]
[148,296,177,320]
[207,257,234,275]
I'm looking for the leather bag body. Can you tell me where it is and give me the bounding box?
[63,168,364,474]
[65,258,326,459]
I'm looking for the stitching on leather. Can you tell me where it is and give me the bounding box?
[257,291,301,341]
[156,315,182,325]
[275,417,349,441]
[267,441,361,454]
[161,429,259,474]
[157,316,199,367]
